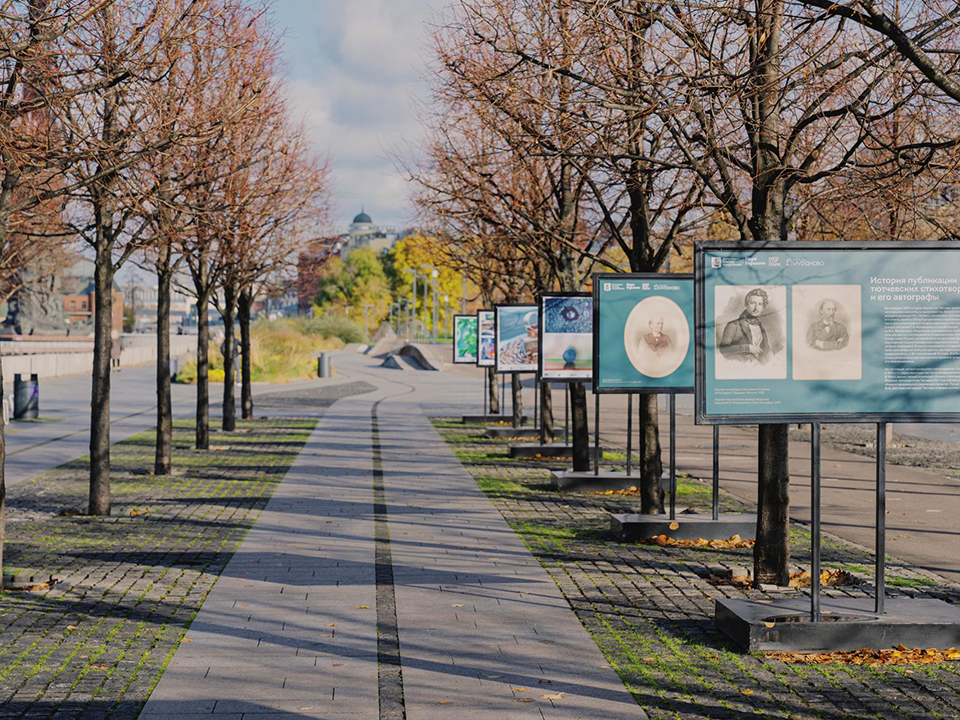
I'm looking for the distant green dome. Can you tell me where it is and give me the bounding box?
[353,211,372,224]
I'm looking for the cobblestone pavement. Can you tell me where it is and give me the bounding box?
[0,381,372,720]
[435,421,960,720]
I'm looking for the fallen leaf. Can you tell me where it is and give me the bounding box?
[641,534,754,550]
[768,645,960,666]
[741,689,754,695]
[298,707,316,711]
[180,638,192,643]
[354,606,370,609]
[129,508,149,517]
[763,621,776,628]
[538,679,552,684]
[452,604,464,608]
[512,687,530,692]
[66,625,80,631]
[668,521,680,530]
[541,692,565,700]
[438,701,452,705]
[515,698,534,703]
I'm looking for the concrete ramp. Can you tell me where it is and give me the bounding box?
[380,354,425,371]
[397,344,443,371]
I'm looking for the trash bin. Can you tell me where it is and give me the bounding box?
[318,353,331,378]
[13,373,39,420]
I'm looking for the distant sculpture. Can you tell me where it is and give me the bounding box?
[4,268,67,335]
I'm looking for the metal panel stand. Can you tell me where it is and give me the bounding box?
[594,393,600,476]
[534,378,539,439]
[669,393,677,521]
[712,425,720,521]
[811,423,822,623]
[626,395,633,476]
[877,422,887,615]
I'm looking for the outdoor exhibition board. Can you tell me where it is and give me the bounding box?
[477,309,495,367]
[495,304,539,374]
[539,293,592,382]
[695,241,960,424]
[452,314,478,364]
[592,273,695,393]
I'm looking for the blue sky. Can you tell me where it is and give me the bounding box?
[271,0,440,233]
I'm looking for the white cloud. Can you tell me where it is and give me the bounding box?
[274,0,439,231]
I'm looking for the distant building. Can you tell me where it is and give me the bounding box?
[4,258,124,336]
[123,282,197,332]
[341,210,403,258]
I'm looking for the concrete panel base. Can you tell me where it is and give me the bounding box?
[485,426,541,439]
[508,443,600,460]
[460,414,528,425]
[610,512,757,542]
[551,470,668,492]
[715,596,960,652]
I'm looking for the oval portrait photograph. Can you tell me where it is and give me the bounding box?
[623,296,689,378]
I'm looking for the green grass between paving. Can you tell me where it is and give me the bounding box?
[0,416,316,719]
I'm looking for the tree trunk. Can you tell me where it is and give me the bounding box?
[196,290,210,450]
[540,380,554,442]
[511,374,523,428]
[221,282,237,432]
[755,424,790,585]
[569,382,589,471]
[155,263,173,475]
[89,254,114,516]
[0,341,6,591]
[638,394,665,514]
[239,288,253,420]
[487,366,499,414]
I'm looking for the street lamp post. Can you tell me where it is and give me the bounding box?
[363,304,374,340]
[402,268,417,341]
[420,265,437,344]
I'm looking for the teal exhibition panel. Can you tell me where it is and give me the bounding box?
[696,241,960,423]
[593,273,694,394]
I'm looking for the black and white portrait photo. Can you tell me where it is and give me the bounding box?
[714,285,787,380]
[625,296,689,379]
[792,285,862,381]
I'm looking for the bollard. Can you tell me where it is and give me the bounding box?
[318,352,331,378]
[13,373,39,420]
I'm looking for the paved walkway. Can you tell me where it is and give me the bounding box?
[139,354,644,718]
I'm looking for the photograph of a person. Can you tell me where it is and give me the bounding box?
[792,285,862,381]
[623,296,689,379]
[496,306,539,372]
[643,316,671,355]
[714,285,786,380]
[805,299,849,351]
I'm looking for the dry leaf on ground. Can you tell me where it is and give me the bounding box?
[641,534,755,549]
[768,646,960,666]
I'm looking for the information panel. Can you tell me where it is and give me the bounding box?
[495,304,538,373]
[539,293,592,382]
[593,273,694,394]
[452,315,478,364]
[696,241,960,423]
[477,309,495,367]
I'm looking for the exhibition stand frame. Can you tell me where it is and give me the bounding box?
[696,240,960,650]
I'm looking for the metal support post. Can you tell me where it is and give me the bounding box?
[811,422,822,623]
[669,393,677,521]
[534,377,539,433]
[876,422,887,615]
[564,387,569,444]
[712,425,720,521]
[594,392,600,476]
[626,394,633,476]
